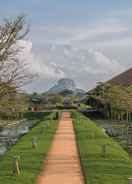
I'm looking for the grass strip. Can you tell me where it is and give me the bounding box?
[72,111,132,184]
[0,114,58,184]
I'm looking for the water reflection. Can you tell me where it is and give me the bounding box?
[0,119,37,156]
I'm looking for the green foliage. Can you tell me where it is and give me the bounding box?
[24,111,50,120]
[90,82,132,120]
[0,93,28,120]
[79,103,92,110]
[72,111,132,184]
[0,114,58,184]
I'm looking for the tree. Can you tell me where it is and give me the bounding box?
[94,82,105,97]
[92,83,132,122]
[0,16,32,98]
[0,93,28,119]
[0,15,35,121]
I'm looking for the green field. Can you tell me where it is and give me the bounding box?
[72,111,132,184]
[0,113,58,184]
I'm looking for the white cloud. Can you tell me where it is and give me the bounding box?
[112,9,132,17]
[21,9,132,92]
[17,40,66,81]
[31,19,132,53]
[70,25,128,42]
[24,43,124,91]
[31,23,129,46]
[88,49,123,74]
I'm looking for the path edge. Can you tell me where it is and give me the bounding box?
[72,116,87,184]
[36,119,59,182]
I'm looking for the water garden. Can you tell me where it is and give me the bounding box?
[0,11,132,184]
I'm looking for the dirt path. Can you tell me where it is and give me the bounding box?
[37,112,84,184]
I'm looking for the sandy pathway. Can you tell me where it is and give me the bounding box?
[37,112,84,184]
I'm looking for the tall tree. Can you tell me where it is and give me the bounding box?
[0,16,32,97]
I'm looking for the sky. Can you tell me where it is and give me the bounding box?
[1,0,132,92]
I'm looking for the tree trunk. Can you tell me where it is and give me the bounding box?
[126,111,129,122]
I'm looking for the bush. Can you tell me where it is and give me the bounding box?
[24,111,51,120]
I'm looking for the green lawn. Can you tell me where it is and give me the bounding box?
[72,111,132,184]
[0,113,58,184]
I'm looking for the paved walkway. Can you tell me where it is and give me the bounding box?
[37,112,84,184]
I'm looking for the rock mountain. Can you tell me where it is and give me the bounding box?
[47,78,85,95]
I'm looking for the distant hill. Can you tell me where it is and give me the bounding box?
[87,68,132,95]
[108,68,132,87]
[47,78,85,95]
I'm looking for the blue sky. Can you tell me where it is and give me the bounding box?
[1,0,132,24]
[0,0,132,92]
